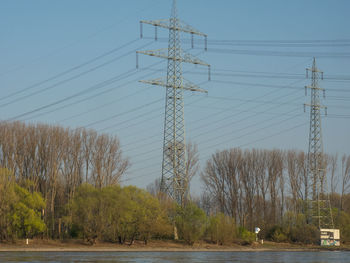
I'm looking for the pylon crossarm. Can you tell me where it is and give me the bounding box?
[141,18,207,37]
[182,50,209,66]
[137,48,168,59]
[305,85,325,91]
[304,103,326,109]
[139,78,208,93]
[137,49,209,67]
[306,67,323,74]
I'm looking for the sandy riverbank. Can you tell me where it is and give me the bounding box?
[0,239,349,252]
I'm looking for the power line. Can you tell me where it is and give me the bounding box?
[84,98,163,128]
[203,48,350,58]
[189,79,304,126]
[125,97,303,161]
[98,104,164,132]
[121,96,206,153]
[121,94,348,157]
[8,68,137,121]
[0,41,153,109]
[143,36,350,47]
[200,122,309,161]
[119,78,305,156]
[0,0,162,77]
[57,59,167,123]
[122,87,317,169]
[198,112,304,152]
[143,67,350,82]
[124,106,349,184]
[210,79,350,93]
[0,38,139,102]
[22,69,139,121]
[122,121,309,183]
[121,84,346,183]
[211,68,350,79]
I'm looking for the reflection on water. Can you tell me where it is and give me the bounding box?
[0,251,348,263]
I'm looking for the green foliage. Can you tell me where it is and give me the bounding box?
[283,213,319,244]
[266,225,288,243]
[0,168,46,240]
[123,186,172,243]
[11,185,46,238]
[0,168,16,240]
[289,224,319,244]
[176,202,207,245]
[237,227,255,245]
[69,184,101,243]
[69,184,172,245]
[207,213,236,245]
[334,210,350,243]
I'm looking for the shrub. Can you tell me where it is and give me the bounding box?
[238,227,255,245]
[334,210,350,244]
[266,225,288,243]
[176,202,206,245]
[70,184,173,245]
[289,224,319,244]
[207,213,236,245]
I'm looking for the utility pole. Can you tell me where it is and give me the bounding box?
[304,57,334,230]
[137,0,210,207]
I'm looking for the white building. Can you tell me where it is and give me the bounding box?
[320,229,340,246]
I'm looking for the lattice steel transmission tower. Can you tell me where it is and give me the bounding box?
[137,0,210,206]
[304,57,334,229]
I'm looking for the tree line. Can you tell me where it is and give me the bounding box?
[0,121,129,238]
[0,121,349,245]
[200,148,350,243]
[0,167,240,246]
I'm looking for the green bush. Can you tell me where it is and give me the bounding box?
[238,227,255,245]
[266,225,288,243]
[334,210,350,244]
[280,212,319,244]
[176,202,206,245]
[207,213,236,245]
[69,184,172,245]
[289,224,319,244]
[11,185,46,239]
[0,169,46,240]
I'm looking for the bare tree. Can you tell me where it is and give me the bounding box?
[201,150,232,215]
[147,177,162,197]
[286,150,298,212]
[0,121,129,238]
[185,142,200,188]
[297,151,309,202]
[340,154,350,210]
[103,136,129,186]
[255,149,269,225]
[82,129,96,183]
[267,150,283,225]
[239,150,257,230]
[328,154,339,194]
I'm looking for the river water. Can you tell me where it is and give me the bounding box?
[0,251,348,263]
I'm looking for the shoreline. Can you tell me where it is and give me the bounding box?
[0,240,349,252]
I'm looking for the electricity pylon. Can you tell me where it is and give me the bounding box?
[137,0,210,206]
[304,57,334,229]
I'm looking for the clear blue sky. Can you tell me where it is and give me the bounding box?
[1,0,349,193]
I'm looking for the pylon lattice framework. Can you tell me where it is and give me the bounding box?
[305,58,334,229]
[137,0,210,206]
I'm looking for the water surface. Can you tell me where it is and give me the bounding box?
[0,251,348,263]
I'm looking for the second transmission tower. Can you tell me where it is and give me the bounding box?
[137,0,210,206]
[304,57,334,230]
